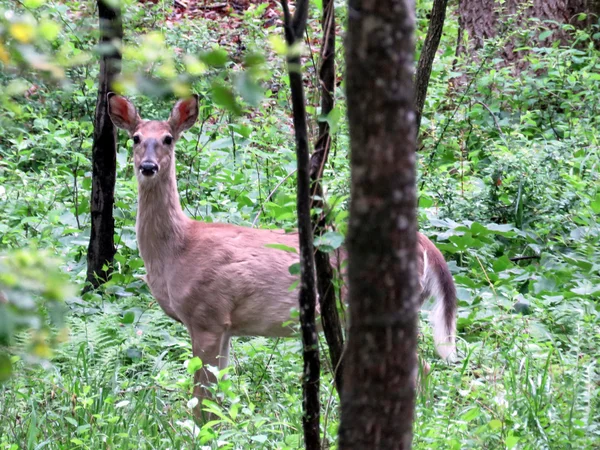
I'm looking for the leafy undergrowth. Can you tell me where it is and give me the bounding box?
[1,0,599,449]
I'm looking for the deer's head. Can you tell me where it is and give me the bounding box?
[107,93,199,181]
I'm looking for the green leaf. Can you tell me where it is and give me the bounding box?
[235,72,263,106]
[314,231,345,252]
[121,310,135,324]
[488,419,503,430]
[24,0,45,7]
[264,243,297,253]
[460,407,480,422]
[288,262,301,275]
[200,49,228,67]
[0,352,12,382]
[187,356,203,374]
[322,106,343,133]
[211,83,242,115]
[506,435,519,449]
[492,255,511,272]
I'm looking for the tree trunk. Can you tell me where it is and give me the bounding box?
[459,0,497,50]
[339,0,418,448]
[459,0,600,64]
[281,1,321,449]
[309,0,345,393]
[415,0,449,135]
[86,0,122,290]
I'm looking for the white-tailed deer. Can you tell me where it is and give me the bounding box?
[107,93,457,420]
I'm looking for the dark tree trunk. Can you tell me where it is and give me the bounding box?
[309,0,345,394]
[459,0,497,50]
[281,1,321,449]
[459,0,600,64]
[339,0,418,448]
[415,0,448,135]
[85,0,122,289]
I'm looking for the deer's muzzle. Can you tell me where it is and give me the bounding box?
[140,161,159,176]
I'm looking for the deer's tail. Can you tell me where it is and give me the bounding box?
[419,235,457,361]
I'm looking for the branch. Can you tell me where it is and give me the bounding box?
[415,0,448,135]
[309,0,345,394]
[280,1,321,449]
[509,255,541,262]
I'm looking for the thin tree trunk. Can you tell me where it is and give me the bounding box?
[280,1,321,449]
[339,0,419,448]
[415,0,448,135]
[86,0,122,290]
[309,0,345,393]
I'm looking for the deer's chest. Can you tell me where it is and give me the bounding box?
[143,259,182,323]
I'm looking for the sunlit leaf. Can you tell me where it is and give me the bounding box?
[183,54,207,75]
[24,0,46,7]
[10,23,36,44]
[186,356,203,374]
[38,20,61,41]
[268,35,287,55]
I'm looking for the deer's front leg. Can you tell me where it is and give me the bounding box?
[189,329,223,423]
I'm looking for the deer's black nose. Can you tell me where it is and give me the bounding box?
[140,162,158,176]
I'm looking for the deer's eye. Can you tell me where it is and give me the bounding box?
[133,135,141,145]
[163,135,173,146]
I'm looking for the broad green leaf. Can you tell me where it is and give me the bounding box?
[211,84,242,115]
[121,310,135,324]
[288,262,301,275]
[314,231,345,251]
[200,49,228,67]
[186,356,203,374]
[488,419,502,430]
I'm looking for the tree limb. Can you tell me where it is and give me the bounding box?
[309,0,345,394]
[280,0,321,448]
[415,0,448,137]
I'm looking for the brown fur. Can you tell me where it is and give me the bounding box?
[107,94,457,421]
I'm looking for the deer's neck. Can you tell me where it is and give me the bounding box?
[136,166,189,267]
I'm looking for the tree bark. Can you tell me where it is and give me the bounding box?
[86,0,122,289]
[415,0,448,135]
[281,1,321,449]
[309,0,345,394]
[339,0,418,448]
[459,0,600,64]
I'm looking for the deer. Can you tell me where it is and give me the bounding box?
[107,93,457,421]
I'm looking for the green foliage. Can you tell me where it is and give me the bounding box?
[0,249,71,381]
[0,0,599,449]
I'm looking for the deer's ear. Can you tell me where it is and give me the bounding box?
[107,93,140,135]
[168,94,199,138]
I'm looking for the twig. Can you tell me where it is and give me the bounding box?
[509,255,541,262]
[280,0,321,448]
[474,100,504,137]
[251,169,297,228]
[475,255,497,297]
